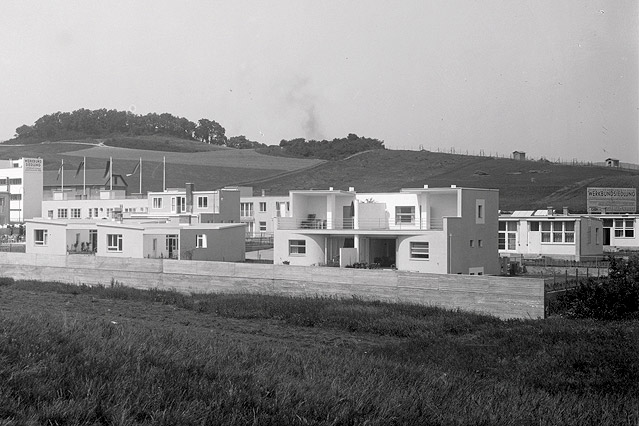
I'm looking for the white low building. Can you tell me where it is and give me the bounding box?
[499,209,604,260]
[25,217,246,262]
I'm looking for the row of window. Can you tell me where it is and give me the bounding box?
[49,207,148,219]
[0,178,22,185]
[33,230,209,251]
[498,219,625,250]
[152,196,209,210]
[240,201,290,217]
[288,239,431,260]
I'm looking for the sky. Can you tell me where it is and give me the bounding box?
[1,0,637,162]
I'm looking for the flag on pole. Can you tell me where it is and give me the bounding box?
[75,160,84,177]
[56,160,63,181]
[126,159,141,176]
[103,159,111,178]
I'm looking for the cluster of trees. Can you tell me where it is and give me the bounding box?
[277,134,385,160]
[13,109,237,146]
[12,110,383,158]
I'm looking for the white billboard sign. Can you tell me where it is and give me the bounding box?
[587,187,636,213]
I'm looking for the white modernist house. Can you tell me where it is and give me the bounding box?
[0,157,43,223]
[274,185,500,275]
[42,184,240,223]
[498,209,604,261]
[240,194,290,237]
[25,217,246,261]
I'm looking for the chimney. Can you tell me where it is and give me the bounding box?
[261,189,265,197]
[547,206,554,216]
[329,187,334,191]
[423,184,429,188]
[186,183,194,213]
[348,186,354,192]
[563,207,569,215]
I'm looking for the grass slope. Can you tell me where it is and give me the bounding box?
[244,150,639,212]
[0,279,637,425]
[2,137,637,209]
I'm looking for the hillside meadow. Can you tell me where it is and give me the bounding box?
[2,137,639,208]
[0,278,637,425]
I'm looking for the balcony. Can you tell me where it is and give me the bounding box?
[277,217,444,231]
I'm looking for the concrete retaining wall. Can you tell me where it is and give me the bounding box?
[0,252,544,319]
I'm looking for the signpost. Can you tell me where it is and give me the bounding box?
[587,187,637,213]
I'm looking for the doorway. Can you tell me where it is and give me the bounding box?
[368,238,396,267]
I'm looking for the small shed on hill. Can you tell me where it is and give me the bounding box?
[605,158,620,168]
[512,151,526,161]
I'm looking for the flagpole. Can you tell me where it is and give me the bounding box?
[61,159,64,192]
[83,156,86,198]
[163,156,166,192]
[110,156,113,191]
[139,157,142,194]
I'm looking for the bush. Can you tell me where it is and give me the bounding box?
[555,255,639,320]
[0,276,15,286]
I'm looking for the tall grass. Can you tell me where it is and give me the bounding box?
[1,279,638,425]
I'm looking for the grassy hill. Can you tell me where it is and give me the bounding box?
[0,278,637,425]
[2,137,638,210]
[246,150,639,212]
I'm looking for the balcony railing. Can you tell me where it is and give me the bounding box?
[277,217,444,231]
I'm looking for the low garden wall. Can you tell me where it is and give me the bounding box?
[0,252,544,319]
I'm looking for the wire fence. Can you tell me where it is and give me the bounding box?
[388,145,637,169]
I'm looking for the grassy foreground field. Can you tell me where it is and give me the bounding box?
[0,279,637,425]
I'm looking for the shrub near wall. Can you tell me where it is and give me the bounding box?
[552,255,639,320]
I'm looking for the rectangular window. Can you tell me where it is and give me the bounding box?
[240,202,254,217]
[476,199,486,224]
[107,234,123,252]
[153,197,162,209]
[259,202,267,212]
[196,234,207,248]
[541,222,551,242]
[395,206,415,224]
[478,239,483,247]
[71,208,81,219]
[470,240,474,247]
[259,221,267,232]
[176,196,186,213]
[197,196,208,208]
[498,221,517,250]
[613,219,634,238]
[57,208,68,219]
[9,178,21,185]
[410,242,429,259]
[289,239,306,255]
[245,221,254,236]
[595,228,600,245]
[34,229,48,246]
[530,221,539,231]
[47,210,54,219]
[10,194,21,201]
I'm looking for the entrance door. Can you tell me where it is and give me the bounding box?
[89,230,97,253]
[343,203,354,229]
[603,228,611,246]
[166,234,179,259]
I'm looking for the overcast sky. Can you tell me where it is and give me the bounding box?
[1,0,637,162]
